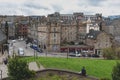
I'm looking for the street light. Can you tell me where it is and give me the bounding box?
[33,19,38,60]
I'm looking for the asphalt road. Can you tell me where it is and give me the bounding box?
[9,40,102,59]
[9,40,68,58]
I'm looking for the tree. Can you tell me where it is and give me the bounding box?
[115,47,120,59]
[102,47,115,59]
[69,41,74,45]
[112,62,120,80]
[7,57,35,80]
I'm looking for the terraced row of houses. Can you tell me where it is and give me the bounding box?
[0,12,117,55]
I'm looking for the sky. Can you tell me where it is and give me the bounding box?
[0,0,120,17]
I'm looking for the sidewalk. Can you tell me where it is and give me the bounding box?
[0,53,8,79]
[29,62,45,71]
[0,54,45,79]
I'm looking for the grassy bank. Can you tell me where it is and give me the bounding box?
[22,57,119,79]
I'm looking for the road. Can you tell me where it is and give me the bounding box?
[9,40,68,58]
[9,40,103,59]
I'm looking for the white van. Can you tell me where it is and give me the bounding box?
[18,48,24,56]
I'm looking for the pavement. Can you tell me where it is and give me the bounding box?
[0,53,8,79]
[0,53,45,79]
[29,62,45,71]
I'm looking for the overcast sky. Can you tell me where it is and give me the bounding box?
[0,0,120,17]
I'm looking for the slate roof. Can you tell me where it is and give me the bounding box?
[19,21,29,25]
[1,22,14,26]
[85,30,101,39]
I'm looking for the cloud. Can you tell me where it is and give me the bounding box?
[51,4,63,12]
[24,2,49,10]
[0,0,120,16]
[86,0,106,6]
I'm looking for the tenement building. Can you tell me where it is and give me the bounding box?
[28,12,105,53]
[85,30,113,55]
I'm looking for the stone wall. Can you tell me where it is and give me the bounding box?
[36,68,99,80]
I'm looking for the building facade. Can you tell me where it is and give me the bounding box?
[47,22,61,52]
[16,21,28,39]
[85,30,113,54]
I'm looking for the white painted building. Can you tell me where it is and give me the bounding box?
[86,18,100,33]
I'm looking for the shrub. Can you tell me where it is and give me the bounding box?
[100,78,110,80]
[69,41,75,45]
[115,47,120,59]
[102,47,115,59]
[7,57,35,80]
[112,62,120,80]
[79,42,84,45]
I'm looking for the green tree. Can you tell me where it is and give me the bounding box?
[115,47,120,59]
[7,57,35,80]
[102,47,115,59]
[69,41,74,45]
[112,62,120,80]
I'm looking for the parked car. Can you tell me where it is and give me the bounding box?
[36,48,43,53]
[12,40,16,43]
[81,53,87,57]
[92,54,99,57]
[30,44,43,53]
[69,51,81,57]
[30,44,37,50]
[18,48,24,56]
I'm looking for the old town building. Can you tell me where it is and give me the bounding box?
[0,12,108,53]
[47,21,61,52]
[16,21,28,39]
[61,20,77,43]
[0,30,6,55]
[27,12,103,52]
[85,30,113,54]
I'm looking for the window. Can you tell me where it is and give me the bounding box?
[54,38,56,42]
[54,33,56,37]
[54,28,56,32]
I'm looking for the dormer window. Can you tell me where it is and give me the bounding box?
[91,35,93,38]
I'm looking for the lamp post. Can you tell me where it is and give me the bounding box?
[36,20,39,59]
[33,20,36,60]
[33,19,39,60]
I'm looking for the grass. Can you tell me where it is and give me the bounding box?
[21,57,120,80]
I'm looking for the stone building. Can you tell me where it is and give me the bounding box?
[85,30,113,55]
[27,12,104,52]
[0,30,6,55]
[47,21,61,52]
[103,18,120,44]
[0,21,15,40]
[61,20,77,43]
[16,21,29,39]
[37,22,47,50]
